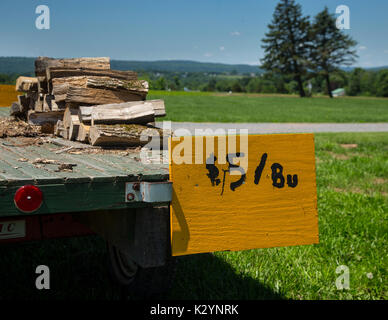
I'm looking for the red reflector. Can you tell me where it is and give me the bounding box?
[14,185,43,213]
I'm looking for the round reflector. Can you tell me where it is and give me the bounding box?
[14,185,43,213]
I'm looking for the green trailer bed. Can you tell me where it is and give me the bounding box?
[0,107,169,217]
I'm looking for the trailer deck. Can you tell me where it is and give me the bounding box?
[0,107,169,217]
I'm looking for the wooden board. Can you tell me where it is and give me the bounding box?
[0,135,168,217]
[169,133,319,256]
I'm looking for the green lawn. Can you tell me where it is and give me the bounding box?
[148,91,388,123]
[0,132,386,300]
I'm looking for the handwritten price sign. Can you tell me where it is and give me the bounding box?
[169,133,319,256]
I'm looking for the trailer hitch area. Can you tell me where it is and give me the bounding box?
[125,181,172,203]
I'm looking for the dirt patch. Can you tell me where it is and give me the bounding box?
[334,187,364,195]
[0,117,40,138]
[328,151,350,160]
[340,144,358,149]
[373,178,388,185]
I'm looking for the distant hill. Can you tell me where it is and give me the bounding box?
[1,57,386,75]
[0,57,261,75]
[111,60,261,74]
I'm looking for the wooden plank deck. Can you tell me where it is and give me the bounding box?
[0,107,169,216]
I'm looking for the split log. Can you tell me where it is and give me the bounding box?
[10,102,22,117]
[69,115,81,141]
[35,57,110,77]
[47,67,137,82]
[27,92,38,110]
[65,87,144,105]
[15,77,38,92]
[43,94,52,112]
[42,94,63,111]
[90,104,154,125]
[52,77,148,97]
[34,94,44,112]
[86,77,148,94]
[28,110,65,134]
[59,127,69,140]
[63,107,79,129]
[78,100,166,124]
[18,95,30,113]
[37,76,48,94]
[89,124,166,147]
[54,120,63,136]
[76,123,90,143]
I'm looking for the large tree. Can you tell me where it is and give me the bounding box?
[310,7,357,98]
[261,0,311,97]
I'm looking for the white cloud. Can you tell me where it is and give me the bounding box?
[358,45,367,51]
[203,52,213,57]
[230,31,241,36]
[219,46,225,51]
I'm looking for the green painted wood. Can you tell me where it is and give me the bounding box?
[0,181,158,217]
[0,145,64,184]
[0,107,10,117]
[0,135,169,217]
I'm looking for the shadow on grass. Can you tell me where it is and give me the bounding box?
[0,236,284,300]
[168,253,285,300]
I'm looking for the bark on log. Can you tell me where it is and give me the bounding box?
[52,77,148,97]
[89,124,166,147]
[47,67,137,81]
[35,57,110,76]
[65,87,145,105]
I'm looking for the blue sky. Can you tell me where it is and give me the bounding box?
[0,0,387,67]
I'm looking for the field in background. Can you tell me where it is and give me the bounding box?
[0,132,386,300]
[0,84,18,107]
[1,87,387,123]
[149,91,388,123]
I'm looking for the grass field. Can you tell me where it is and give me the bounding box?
[0,84,18,107]
[0,132,386,300]
[148,91,388,123]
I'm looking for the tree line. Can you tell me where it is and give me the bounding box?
[143,68,388,97]
[261,0,358,98]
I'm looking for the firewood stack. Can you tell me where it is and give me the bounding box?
[11,57,168,147]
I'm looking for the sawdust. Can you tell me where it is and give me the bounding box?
[0,117,40,138]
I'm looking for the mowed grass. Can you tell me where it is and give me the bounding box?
[0,85,18,107]
[0,132,386,300]
[148,91,388,123]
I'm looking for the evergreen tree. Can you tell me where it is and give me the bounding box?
[261,0,310,97]
[310,7,357,98]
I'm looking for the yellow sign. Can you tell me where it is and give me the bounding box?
[169,133,319,256]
